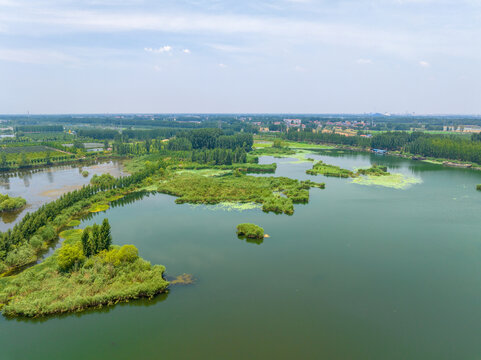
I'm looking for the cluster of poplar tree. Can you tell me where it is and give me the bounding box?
[81,219,112,257]
[15,125,63,133]
[190,148,247,165]
[285,130,481,163]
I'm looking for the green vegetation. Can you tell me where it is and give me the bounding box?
[285,130,481,165]
[90,173,116,188]
[356,165,389,176]
[81,170,89,177]
[0,161,161,274]
[306,160,355,177]
[352,174,422,189]
[66,219,81,227]
[236,223,264,239]
[477,184,481,191]
[89,203,110,213]
[157,172,324,215]
[0,222,168,317]
[0,194,26,213]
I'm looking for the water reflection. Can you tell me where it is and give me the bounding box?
[237,234,264,245]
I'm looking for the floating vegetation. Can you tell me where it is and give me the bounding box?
[89,203,110,213]
[66,219,81,227]
[214,202,261,211]
[59,228,83,240]
[106,194,124,202]
[175,169,232,177]
[169,273,195,285]
[352,173,422,189]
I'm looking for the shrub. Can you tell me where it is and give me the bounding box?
[82,170,89,177]
[477,184,481,191]
[5,246,36,268]
[57,243,85,272]
[100,245,139,266]
[29,235,43,250]
[0,194,26,212]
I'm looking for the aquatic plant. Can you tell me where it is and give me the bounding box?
[352,173,422,189]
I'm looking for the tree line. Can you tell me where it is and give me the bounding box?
[285,130,481,163]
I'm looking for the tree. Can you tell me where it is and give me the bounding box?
[19,153,29,168]
[91,224,101,255]
[0,152,7,169]
[100,218,112,251]
[45,150,51,165]
[81,229,91,257]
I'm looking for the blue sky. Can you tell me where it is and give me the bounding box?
[0,0,480,114]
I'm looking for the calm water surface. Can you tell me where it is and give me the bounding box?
[0,160,127,231]
[1,151,481,359]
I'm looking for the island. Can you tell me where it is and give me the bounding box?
[236,223,265,239]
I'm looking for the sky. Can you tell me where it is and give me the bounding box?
[0,0,480,114]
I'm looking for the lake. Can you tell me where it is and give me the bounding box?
[1,151,481,359]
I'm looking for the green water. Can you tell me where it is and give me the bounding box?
[2,152,481,359]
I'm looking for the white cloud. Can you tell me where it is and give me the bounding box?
[218,63,227,68]
[356,58,373,64]
[419,60,430,67]
[144,46,172,53]
[182,48,191,54]
[153,65,161,71]
[294,65,306,72]
[0,5,479,60]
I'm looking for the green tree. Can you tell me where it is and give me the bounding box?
[91,224,101,255]
[0,152,7,169]
[45,150,51,165]
[19,153,29,168]
[100,218,112,251]
[81,229,92,257]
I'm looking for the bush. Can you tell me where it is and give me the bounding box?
[29,235,43,250]
[100,245,139,266]
[82,170,89,177]
[5,246,36,268]
[236,223,264,239]
[0,194,26,212]
[477,184,481,191]
[57,243,85,272]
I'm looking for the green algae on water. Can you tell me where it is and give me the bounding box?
[352,173,422,189]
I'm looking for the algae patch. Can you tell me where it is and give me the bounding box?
[169,273,195,285]
[89,203,110,213]
[352,173,422,189]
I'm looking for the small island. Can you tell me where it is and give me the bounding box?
[236,223,265,239]
[0,219,169,317]
[0,193,26,213]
